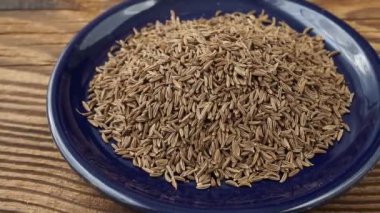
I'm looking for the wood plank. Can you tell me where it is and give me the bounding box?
[312,0,380,20]
[0,0,79,10]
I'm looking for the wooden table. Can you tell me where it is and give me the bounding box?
[0,0,379,212]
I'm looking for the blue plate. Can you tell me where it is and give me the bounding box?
[47,0,380,212]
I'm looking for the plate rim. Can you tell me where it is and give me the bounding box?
[47,0,380,212]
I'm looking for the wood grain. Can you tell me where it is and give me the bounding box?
[0,0,379,212]
[0,0,79,10]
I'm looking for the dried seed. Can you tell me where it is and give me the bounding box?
[225,180,239,187]
[196,183,211,190]
[82,10,352,190]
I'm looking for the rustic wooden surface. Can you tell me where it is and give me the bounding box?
[0,0,379,212]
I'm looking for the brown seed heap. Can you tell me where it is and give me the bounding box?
[82,11,353,189]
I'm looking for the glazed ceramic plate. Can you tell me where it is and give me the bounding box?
[47,0,380,212]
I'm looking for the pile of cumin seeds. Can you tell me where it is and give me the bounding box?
[82,11,353,189]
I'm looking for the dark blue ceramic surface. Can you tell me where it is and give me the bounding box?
[47,0,380,212]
